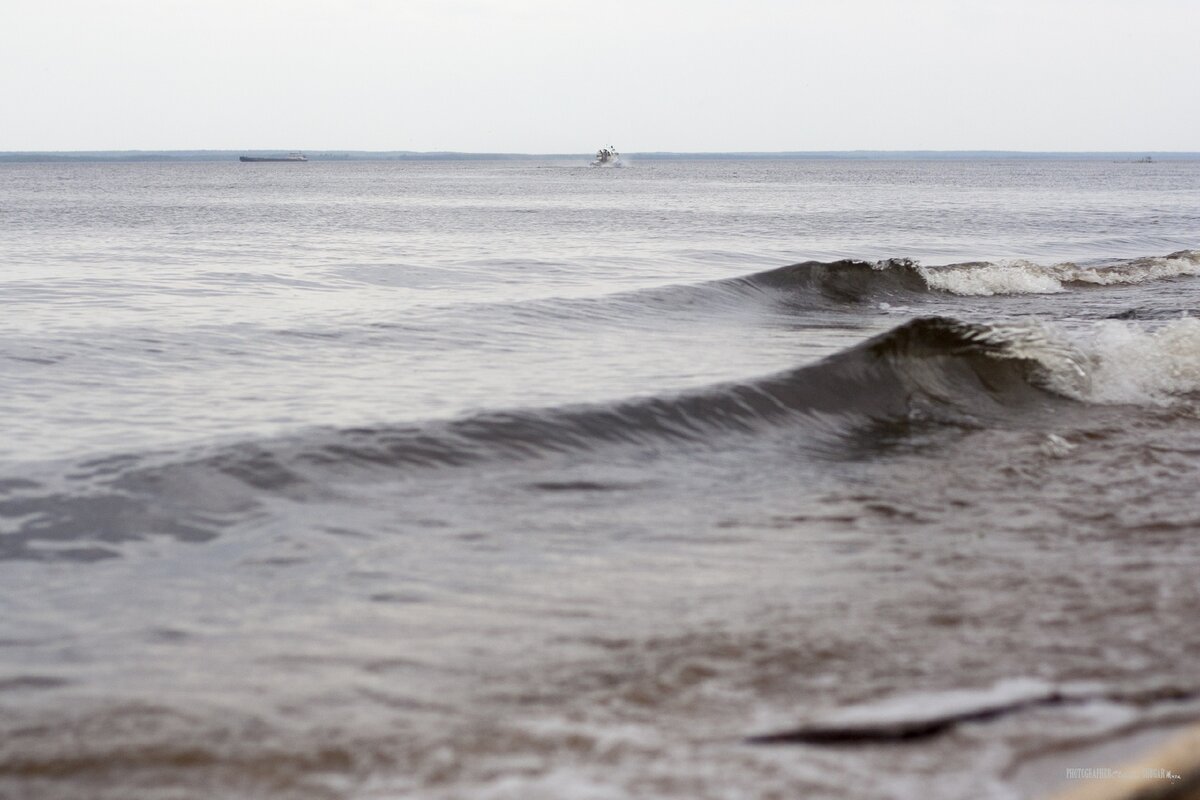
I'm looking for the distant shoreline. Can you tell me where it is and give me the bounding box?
[1,150,1197,163]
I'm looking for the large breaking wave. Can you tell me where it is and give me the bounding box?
[0,317,1081,561]
[4,294,1200,562]
[263,316,1075,470]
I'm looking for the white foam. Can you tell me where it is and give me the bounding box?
[916,250,1200,296]
[1068,251,1200,287]
[919,261,1066,296]
[1040,433,1077,458]
[960,316,1200,408]
[1071,316,1200,406]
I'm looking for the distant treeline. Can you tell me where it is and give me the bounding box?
[0,150,539,163]
[1,150,1196,163]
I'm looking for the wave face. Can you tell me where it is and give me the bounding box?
[721,258,932,306]
[204,317,1076,474]
[0,317,1078,562]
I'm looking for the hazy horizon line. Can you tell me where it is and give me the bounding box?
[2,149,1196,163]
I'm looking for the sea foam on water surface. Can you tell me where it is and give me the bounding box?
[992,315,1200,408]
[1074,316,1200,406]
[918,260,1067,296]
[915,250,1200,296]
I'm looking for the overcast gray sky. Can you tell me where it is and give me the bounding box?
[2,0,1197,152]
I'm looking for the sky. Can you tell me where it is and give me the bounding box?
[2,0,1197,152]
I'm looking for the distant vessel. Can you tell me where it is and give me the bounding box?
[1134,156,1155,163]
[590,146,622,167]
[239,152,308,163]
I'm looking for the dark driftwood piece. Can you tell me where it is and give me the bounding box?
[746,687,1197,746]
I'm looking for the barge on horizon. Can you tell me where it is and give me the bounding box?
[239,152,308,162]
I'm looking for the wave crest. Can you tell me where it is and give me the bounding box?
[916,250,1200,296]
[706,250,1200,306]
[731,258,929,305]
[1061,316,1200,406]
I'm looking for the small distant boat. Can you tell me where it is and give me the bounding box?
[239,152,308,163]
[1134,156,1154,163]
[590,146,622,168]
